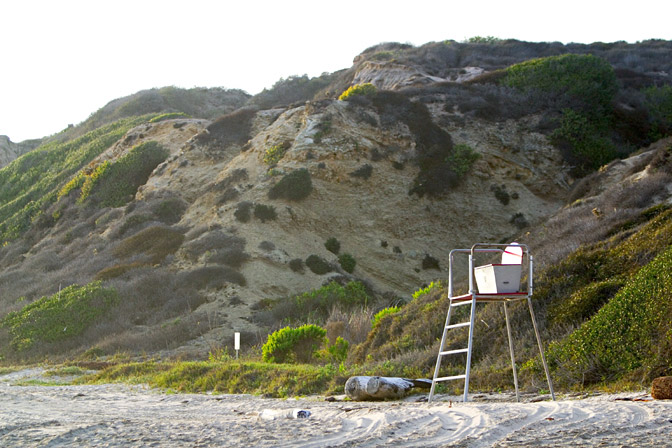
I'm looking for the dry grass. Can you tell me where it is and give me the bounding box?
[114,225,185,264]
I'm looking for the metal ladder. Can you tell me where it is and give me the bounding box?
[427,244,556,403]
[428,292,477,403]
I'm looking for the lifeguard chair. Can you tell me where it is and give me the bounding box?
[428,243,555,402]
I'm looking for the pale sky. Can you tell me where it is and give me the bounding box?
[1,0,670,142]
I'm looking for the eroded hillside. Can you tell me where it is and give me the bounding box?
[1,39,671,367]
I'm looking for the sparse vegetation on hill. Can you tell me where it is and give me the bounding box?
[267,168,312,201]
[1,282,119,351]
[0,115,159,243]
[1,38,672,399]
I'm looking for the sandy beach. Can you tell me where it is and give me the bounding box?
[1,369,671,447]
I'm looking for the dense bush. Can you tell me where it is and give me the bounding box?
[1,282,119,351]
[151,197,188,224]
[349,164,373,179]
[324,237,340,255]
[76,141,169,207]
[114,225,185,264]
[338,83,377,101]
[551,109,617,172]
[644,85,672,139]
[253,203,277,222]
[421,254,440,270]
[550,277,627,326]
[194,108,256,148]
[267,168,313,201]
[289,258,304,273]
[0,115,158,242]
[178,266,247,288]
[305,255,332,275]
[149,112,190,123]
[234,201,253,222]
[543,246,672,385]
[447,144,480,176]
[206,248,250,268]
[263,142,289,165]
[502,54,620,173]
[502,54,617,112]
[254,281,371,326]
[356,90,461,197]
[338,253,356,273]
[372,306,401,329]
[262,324,327,363]
[182,230,245,261]
[250,74,336,109]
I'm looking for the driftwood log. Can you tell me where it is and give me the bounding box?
[344,376,432,401]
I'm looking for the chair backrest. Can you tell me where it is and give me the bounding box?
[501,243,523,265]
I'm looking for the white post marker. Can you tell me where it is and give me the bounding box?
[234,332,240,359]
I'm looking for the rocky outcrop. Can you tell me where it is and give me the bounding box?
[652,376,672,399]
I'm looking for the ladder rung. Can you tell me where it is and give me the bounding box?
[446,322,471,329]
[450,300,473,307]
[439,348,469,356]
[434,374,467,382]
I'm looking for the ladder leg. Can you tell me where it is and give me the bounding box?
[527,297,556,401]
[429,300,454,402]
[463,296,477,402]
[503,302,520,402]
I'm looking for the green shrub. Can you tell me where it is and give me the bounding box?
[338,253,356,273]
[117,214,153,236]
[551,109,617,171]
[338,83,377,101]
[550,277,626,325]
[86,141,169,207]
[262,324,327,363]
[321,336,349,363]
[412,281,442,300]
[422,254,440,270]
[253,203,277,222]
[313,116,332,143]
[195,108,257,148]
[324,237,340,255]
[447,144,480,176]
[1,282,119,351]
[206,248,250,268]
[267,168,312,201]
[289,258,304,273]
[114,225,185,264]
[152,197,187,224]
[256,281,371,325]
[502,54,617,113]
[349,164,373,179]
[149,112,190,123]
[644,85,672,139]
[0,115,158,242]
[178,266,247,288]
[372,306,401,328]
[95,262,144,281]
[305,255,332,275]
[543,245,672,385]
[263,143,289,165]
[234,201,253,222]
[502,54,619,173]
[466,36,501,44]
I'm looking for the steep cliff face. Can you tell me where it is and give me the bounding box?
[124,96,570,347]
